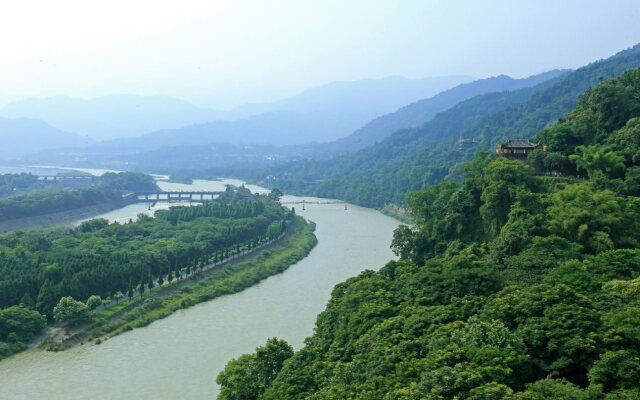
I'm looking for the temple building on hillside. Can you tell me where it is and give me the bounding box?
[495,138,541,160]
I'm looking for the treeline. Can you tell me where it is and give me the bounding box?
[216,69,640,398]
[0,171,158,221]
[0,188,291,358]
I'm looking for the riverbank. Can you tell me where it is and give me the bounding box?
[0,198,134,232]
[380,203,413,224]
[41,215,317,351]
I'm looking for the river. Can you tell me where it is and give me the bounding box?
[0,173,400,399]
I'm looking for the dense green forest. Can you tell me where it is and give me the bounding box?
[0,171,158,221]
[231,44,640,208]
[216,68,640,399]
[0,186,291,359]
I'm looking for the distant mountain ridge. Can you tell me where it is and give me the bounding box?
[0,117,92,159]
[249,43,640,207]
[310,69,569,155]
[2,75,474,145]
[231,75,475,117]
[16,71,565,170]
[109,75,474,148]
[0,95,225,140]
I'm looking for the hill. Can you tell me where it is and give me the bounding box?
[0,95,224,140]
[315,70,568,155]
[4,76,472,147]
[216,66,640,400]
[253,43,640,207]
[0,117,92,159]
[32,72,563,171]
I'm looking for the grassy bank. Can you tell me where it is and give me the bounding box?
[46,215,317,348]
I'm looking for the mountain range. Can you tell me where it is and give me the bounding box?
[18,71,561,169]
[305,70,568,156]
[239,43,640,207]
[0,118,92,159]
[0,75,473,146]
[0,95,224,141]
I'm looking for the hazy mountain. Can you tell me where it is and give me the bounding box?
[230,75,476,124]
[2,76,473,145]
[19,75,473,161]
[0,117,92,159]
[0,95,225,140]
[128,75,475,147]
[247,43,640,207]
[78,71,562,168]
[316,69,569,155]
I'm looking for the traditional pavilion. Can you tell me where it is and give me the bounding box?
[495,138,541,160]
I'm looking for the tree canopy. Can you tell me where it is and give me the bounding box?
[216,68,640,399]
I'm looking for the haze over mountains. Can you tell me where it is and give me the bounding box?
[309,69,568,155]
[248,43,640,207]
[0,117,92,159]
[8,70,570,171]
[0,95,225,140]
[0,75,472,144]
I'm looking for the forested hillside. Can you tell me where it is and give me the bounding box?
[314,70,567,156]
[216,68,640,399]
[254,44,640,208]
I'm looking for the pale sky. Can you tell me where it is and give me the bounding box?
[1,0,639,109]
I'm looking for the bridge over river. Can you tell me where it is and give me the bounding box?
[130,191,224,203]
[129,192,348,210]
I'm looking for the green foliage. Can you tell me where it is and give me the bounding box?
[0,304,45,360]
[85,216,316,340]
[219,66,640,399]
[96,171,158,192]
[547,184,639,252]
[53,296,90,325]
[0,189,289,343]
[0,171,158,222]
[217,338,294,400]
[589,351,640,391]
[268,188,284,201]
[0,186,123,221]
[86,295,103,310]
[569,145,626,179]
[236,44,640,208]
